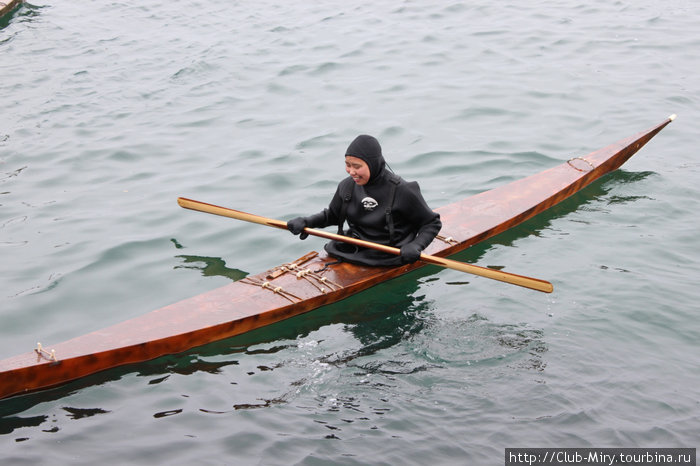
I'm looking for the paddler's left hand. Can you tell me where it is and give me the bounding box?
[400,243,422,264]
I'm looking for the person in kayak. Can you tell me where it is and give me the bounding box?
[287,134,442,266]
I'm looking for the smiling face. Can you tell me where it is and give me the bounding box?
[345,156,371,185]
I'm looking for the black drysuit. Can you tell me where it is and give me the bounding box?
[289,134,441,266]
[314,171,442,266]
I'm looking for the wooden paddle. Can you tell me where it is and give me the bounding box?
[177,197,554,293]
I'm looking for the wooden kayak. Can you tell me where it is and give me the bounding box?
[0,0,22,19]
[0,116,675,400]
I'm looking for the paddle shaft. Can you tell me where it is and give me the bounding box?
[177,197,553,293]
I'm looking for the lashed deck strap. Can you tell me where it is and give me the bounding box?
[261,252,343,294]
[292,267,342,293]
[567,157,597,172]
[241,277,302,303]
[35,343,58,362]
[266,251,318,279]
[436,234,458,245]
[242,251,344,300]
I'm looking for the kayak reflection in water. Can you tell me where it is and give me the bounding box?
[287,135,442,267]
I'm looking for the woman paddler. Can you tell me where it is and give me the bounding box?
[287,135,442,266]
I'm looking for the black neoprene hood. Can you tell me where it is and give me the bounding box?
[345,134,386,183]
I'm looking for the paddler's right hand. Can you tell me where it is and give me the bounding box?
[287,217,309,240]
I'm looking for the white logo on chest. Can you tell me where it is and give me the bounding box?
[361,197,378,211]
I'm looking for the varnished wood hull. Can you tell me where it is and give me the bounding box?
[0,117,674,400]
[0,0,22,19]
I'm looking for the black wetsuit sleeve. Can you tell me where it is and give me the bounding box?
[395,181,441,250]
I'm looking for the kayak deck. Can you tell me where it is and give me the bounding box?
[0,116,674,400]
[0,0,22,19]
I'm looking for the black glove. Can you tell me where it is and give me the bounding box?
[400,242,422,264]
[287,217,309,239]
